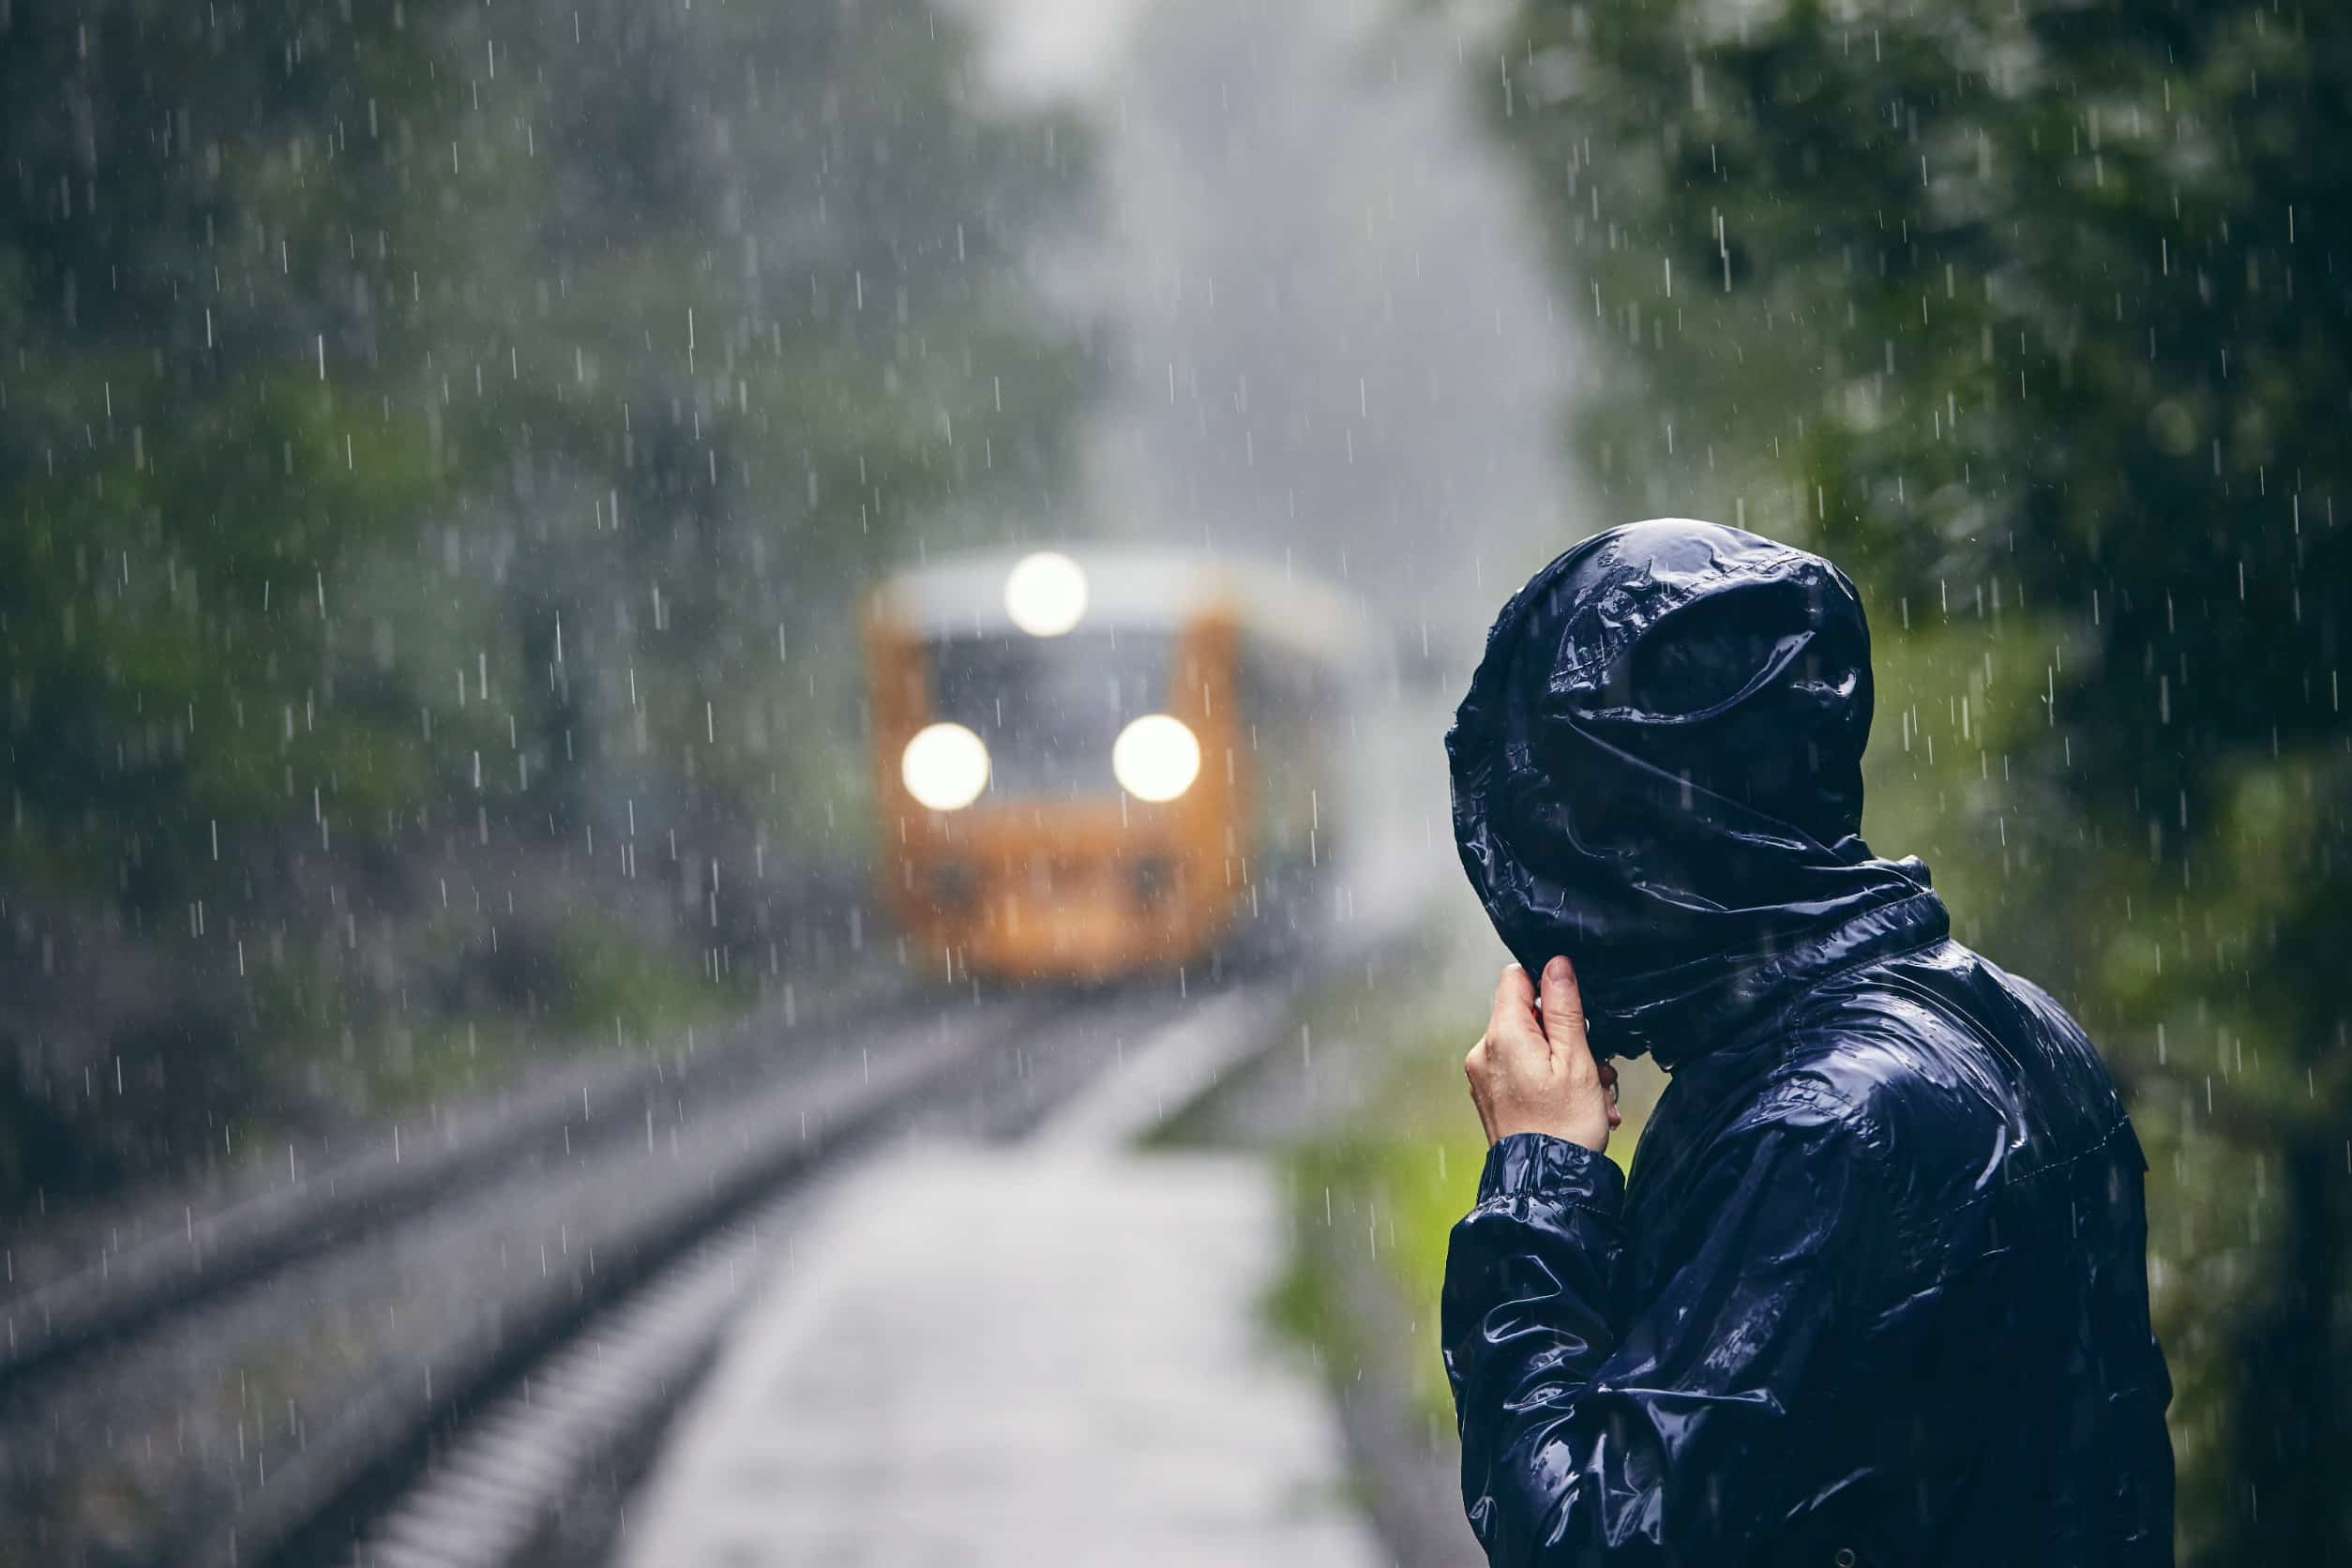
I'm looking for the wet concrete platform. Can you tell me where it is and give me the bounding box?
[616,1146,1384,1567]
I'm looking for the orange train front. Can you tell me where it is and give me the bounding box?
[865,548,1362,981]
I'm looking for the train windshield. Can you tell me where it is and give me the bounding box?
[927,631,1176,799]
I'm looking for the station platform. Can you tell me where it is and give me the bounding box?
[616,1144,1385,1567]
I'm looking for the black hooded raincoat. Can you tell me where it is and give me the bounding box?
[1442,520,2174,1566]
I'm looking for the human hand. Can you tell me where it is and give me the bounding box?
[1464,957,1621,1153]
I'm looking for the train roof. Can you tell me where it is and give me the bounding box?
[870,546,1369,663]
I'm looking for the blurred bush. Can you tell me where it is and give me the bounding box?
[0,0,1094,1214]
[1479,1,2352,1557]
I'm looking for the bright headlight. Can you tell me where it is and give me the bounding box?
[900,722,989,811]
[1111,714,1200,803]
[1003,550,1088,637]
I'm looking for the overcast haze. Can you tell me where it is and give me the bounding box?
[963,0,1586,641]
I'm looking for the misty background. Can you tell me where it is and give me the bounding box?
[4,0,2345,1561]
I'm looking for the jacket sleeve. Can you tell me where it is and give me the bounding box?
[1441,1103,1890,1566]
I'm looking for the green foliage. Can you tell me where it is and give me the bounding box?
[1489,1,2351,1556]
[0,0,1092,1211]
[5,373,450,899]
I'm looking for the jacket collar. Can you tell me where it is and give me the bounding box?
[1637,877,1952,1071]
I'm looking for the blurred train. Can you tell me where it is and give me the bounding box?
[865,547,1364,981]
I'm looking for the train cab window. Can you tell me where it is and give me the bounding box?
[926,630,1176,798]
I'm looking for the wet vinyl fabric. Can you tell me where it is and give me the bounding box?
[1440,520,2175,1565]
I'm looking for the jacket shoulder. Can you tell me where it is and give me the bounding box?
[1778,940,2135,1201]
[1764,954,2025,1209]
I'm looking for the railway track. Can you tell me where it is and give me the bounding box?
[0,976,938,1387]
[0,973,1291,1568]
[345,985,1296,1568]
[317,893,1432,1568]
[0,987,1039,1562]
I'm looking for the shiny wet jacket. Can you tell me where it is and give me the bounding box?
[1440,520,2174,1566]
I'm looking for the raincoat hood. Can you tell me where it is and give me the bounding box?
[1446,518,1946,1065]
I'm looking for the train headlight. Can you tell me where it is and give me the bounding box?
[1003,550,1088,637]
[900,722,990,811]
[1111,714,1200,803]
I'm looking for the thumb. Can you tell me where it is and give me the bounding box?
[1538,955,1591,1061]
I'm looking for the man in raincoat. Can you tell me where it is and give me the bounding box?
[1443,519,2174,1566]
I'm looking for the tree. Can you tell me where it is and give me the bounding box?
[0,0,1091,1207]
[1,0,500,1192]
[1489,2,2350,1558]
